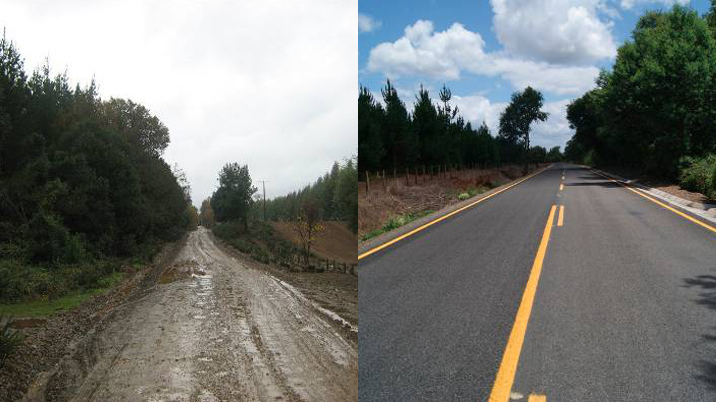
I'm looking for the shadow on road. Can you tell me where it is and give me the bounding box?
[683,274,716,390]
[576,175,608,180]
[566,181,622,188]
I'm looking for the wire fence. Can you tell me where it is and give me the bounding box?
[360,163,515,194]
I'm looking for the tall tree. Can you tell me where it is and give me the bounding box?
[211,163,257,231]
[358,86,385,173]
[499,86,548,171]
[199,197,215,227]
[381,79,414,170]
[565,5,716,177]
[102,98,170,157]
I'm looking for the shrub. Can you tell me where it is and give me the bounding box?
[0,258,117,303]
[458,193,470,201]
[679,155,716,199]
[0,316,22,366]
[213,222,245,240]
[583,149,596,167]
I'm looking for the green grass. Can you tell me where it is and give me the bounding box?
[361,210,435,242]
[0,272,125,318]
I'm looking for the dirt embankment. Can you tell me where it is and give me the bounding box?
[270,221,357,263]
[358,165,531,238]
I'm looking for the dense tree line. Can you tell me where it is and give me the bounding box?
[252,158,358,232]
[565,3,716,187]
[0,34,194,301]
[359,81,560,174]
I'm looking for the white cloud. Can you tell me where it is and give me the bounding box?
[620,0,689,10]
[490,0,617,65]
[452,95,573,149]
[359,13,381,33]
[532,99,573,149]
[452,95,507,134]
[367,20,600,96]
[3,0,357,206]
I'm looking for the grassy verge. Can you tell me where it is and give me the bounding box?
[456,185,489,201]
[0,272,125,318]
[361,210,435,242]
[213,221,305,265]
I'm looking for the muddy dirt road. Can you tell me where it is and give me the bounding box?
[67,227,357,401]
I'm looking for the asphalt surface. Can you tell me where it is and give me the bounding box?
[358,163,716,401]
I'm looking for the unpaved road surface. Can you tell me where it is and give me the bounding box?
[70,227,357,401]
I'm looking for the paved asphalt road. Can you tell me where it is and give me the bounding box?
[358,163,716,401]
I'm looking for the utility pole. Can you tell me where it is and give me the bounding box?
[257,180,268,221]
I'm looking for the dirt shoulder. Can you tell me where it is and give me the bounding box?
[0,236,186,402]
[358,164,548,254]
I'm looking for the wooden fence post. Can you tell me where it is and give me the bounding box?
[365,171,370,193]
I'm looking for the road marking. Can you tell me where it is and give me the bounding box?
[591,170,716,236]
[489,205,556,402]
[528,395,546,402]
[557,205,564,226]
[559,183,564,191]
[358,167,550,260]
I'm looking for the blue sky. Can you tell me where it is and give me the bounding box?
[359,0,712,149]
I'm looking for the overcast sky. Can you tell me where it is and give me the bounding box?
[359,0,711,150]
[2,0,357,206]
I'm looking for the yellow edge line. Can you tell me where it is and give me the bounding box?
[591,170,716,236]
[557,205,564,226]
[559,183,564,191]
[358,167,550,260]
[489,205,556,402]
[528,395,547,402]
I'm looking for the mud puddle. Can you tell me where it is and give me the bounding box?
[9,318,47,329]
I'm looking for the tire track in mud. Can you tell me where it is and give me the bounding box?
[59,228,356,402]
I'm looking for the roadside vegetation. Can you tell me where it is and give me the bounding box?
[565,3,716,200]
[0,34,197,309]
[206,159,358,269]
[358,81,563,178]
[252,157,358,233]
[361,210,434,242]
[0,316,21,367]
[358,78,561,240]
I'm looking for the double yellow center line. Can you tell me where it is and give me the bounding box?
[488,204,558,402]
[491,171,567,401]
